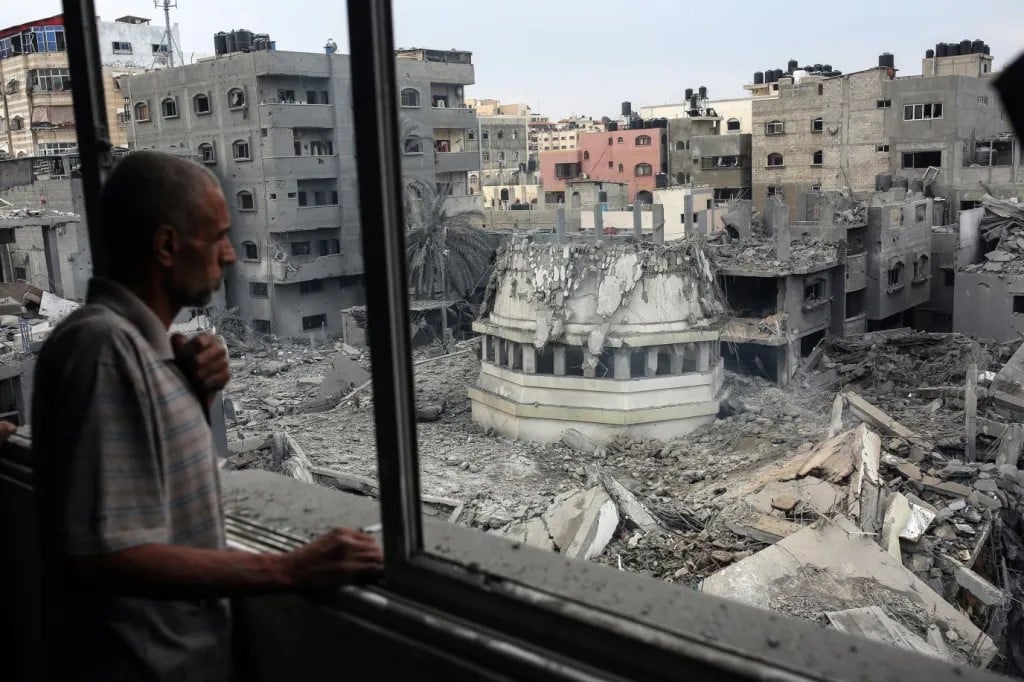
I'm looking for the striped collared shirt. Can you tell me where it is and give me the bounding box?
[34,277,231,681]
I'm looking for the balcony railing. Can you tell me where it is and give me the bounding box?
[258,103,334,128]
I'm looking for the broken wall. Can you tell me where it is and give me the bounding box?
[864,202,933,321]
[953,271,1024,341]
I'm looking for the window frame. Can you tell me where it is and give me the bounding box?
[766,152,784,168]
[400,88,420,107]
[765,120,784,135]
[133,100,150,122]
[62,3,996,680]
[227,87,246,110]
[198,142,216,164]
[160,96,178,119]
[236,190,256,212]
[810,117,823,133]
[903,102,943,121]
[634,162,652,177]
[232,139,251,161]
[193,93,212,115]
[635,134,651,146]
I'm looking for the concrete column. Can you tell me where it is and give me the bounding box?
[632,202,642,240]
[652,204,665,245]
[670,344,684,374]
[696,342,712,372]
[683,193,694,236]
[492,336,502,365]
[769,203,791,261]
[645,347,659,377]
[522,343,537,374]
[593,207,603,239]
[614,347,631,379]
[481,334,490,362]
[583,359,597,378]
[496,337,508,366]
[553,345,566,376]
[555,207,566,242]
[508,340,521,369]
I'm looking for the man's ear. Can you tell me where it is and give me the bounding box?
[153,225,178,267]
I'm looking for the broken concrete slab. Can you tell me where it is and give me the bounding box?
[318,349,372,399]
[701,519,997,667]
[844,391,933,451]
[561,428,598,454]
[825,606,949,661]
[954,563,1006,607]
[542,487,619,560]
[846,425,882,533]
[227,435,269,455]
[600,474,661,532]
[746,476,845,517]
[880,492,936,559]
[724,507,803,544]
[922,479,973,498]
[504,517,555,552]
[895,461,923,481]
[770,493,798,512]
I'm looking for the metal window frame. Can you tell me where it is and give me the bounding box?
[60,1,1002,679]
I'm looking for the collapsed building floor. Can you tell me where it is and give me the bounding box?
[224,323,1024,676]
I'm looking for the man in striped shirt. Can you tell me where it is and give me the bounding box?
[34,151,382,681]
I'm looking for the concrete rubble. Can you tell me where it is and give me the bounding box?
[962,195,1024,275]
[228,320,1024,674]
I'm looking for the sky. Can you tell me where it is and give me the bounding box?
[9,0,1024,119]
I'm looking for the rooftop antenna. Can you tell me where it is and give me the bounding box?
[154,0,182,68]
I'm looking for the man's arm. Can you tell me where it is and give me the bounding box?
[66,527,383,599]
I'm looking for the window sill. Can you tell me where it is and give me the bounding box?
[234,157,252,162]
[766,165,785,169]
[887,283,907,294]
[137,119,151,123]
[238,208,257,213]
[802,297,831,312]
[811,129,823,134]
[911,276,930,285]
[765,132,785,136]
[229,106,247,112]
[810,163,823,167]
[162,115,179,120]
[195,110,212,116]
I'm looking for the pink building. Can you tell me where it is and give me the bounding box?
[540,128,663,204]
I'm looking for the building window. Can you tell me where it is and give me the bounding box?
[198,142,216,164]
[481,151,490,161]
[943,269,954,287]
[13,267,26,281]
[9,116,22,131]
[497,130,504,140]
[291,241,312,256]
[152,43,168,54]
[635,135,651,146]
[481,131,489,141]
[297,191,308,206]
[111,41,132,54]
[299,280,324,294]
[887,261,905,289]
[811,150,823,166]
[583,150,590,160]
[617,137,623,143]
[607,136,612,145]
[903,102,943,121]
[767,153,784,167]
[161,97,178,119]
[232,139,251,161]
[511,129,518,140]
[978,96,989,106]
[876,144,890,153]
[817,84,824,96]
[677,173,690,185]
[618,163,624,173]
[404,137,423,154]
[193,93,211,114]
[876,99,891,109]
[674,140,686,150]
[913,254,930,282]
[901,150,941,168]
[915,203,928,222]
[726,118,740,132]
[968,140,1014,166]
[400,88,420,107]
[765,120,784,135]
[811,117,823,133]
[250,282,269,298]
[29,67,71,92]
[252,319,272,334]
[237,190,255,212]
[242,241,259,261]
[634,163,651,176]
[134,101,150,122]
[767,185,784,197]
[302,313,327,330]
[30,26,66,53]
[512,151,519,162]
[227,87,246,109]
[607,161,613,168]
[467,129,475,141]
[497,151,505,162]
[804,278,825,302]
[319,239,341,256]
[811,184,822,192]
[277,89,296,103]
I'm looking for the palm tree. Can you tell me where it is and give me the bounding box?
[406,180,491,349]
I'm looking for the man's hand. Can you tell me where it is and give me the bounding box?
[0,420,16,442]
[172,332,230,402]
[282,527,384,588]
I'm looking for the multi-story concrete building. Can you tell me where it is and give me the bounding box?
[127,45,477,339]
[641,97,755,134]
[750,44,1018,218]
[666,111,752,201]
[477,113,536,207]
[540,127,664,204]
[396,48,481,212]
[0,14,180,157]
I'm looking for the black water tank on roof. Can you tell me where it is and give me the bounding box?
[214,32,227,55]
[690,96,699,110]
[235,30,253,52]
[224,31,236,53]
[607,121,618,132]
[949,42,960,56]
[972,39,984,54]
[787,59,798,73]
[698,86,707,99]
[926,49,934,59]
[876,174,893,192]
[895,176,909,190]
[753,72,764,85]
[685,88,693,100]
[984,44,991,55]
[960,39,972,55]
[814,63,823,73]
[621,101,631,116]
[878,53,895,68]
[775,69,785,81]
[936,43,948,57]
[823,64,832,73]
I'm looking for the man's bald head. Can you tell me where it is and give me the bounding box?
[100,150,222,267]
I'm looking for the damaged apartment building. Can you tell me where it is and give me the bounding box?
[713,189,934,385]
[751,43,1019,219]
[0,14,181,157]
[128,40,480,338]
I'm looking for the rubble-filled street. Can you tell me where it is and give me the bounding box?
[223,323,1024,674]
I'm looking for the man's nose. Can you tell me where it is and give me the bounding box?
[221,242,237,265]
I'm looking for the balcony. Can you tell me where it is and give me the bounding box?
[269,155,340,180]
[272,254,346,283]
[427,106,476,129]
[435,150,479,173]
[268,205,342,231]
[846,252,867,292]
[258,103,334,128]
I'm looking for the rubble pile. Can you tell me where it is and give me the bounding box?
[962,195,1024,275]
[827,194,868,225]
[706,234,841,273]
